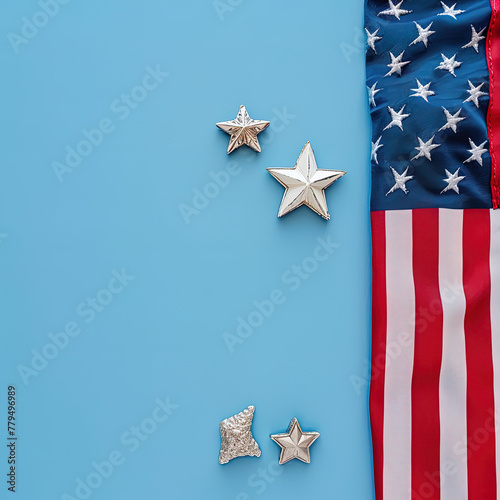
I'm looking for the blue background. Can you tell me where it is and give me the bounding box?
[0,1,372,499]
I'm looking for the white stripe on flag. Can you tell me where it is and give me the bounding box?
[438,209,468,500]
[490,209,500,500]
[383,210,415,500]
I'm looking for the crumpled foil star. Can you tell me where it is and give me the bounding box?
[219,405,261,464]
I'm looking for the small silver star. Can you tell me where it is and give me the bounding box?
[410,22,435,48]
[270,418,320,465]
[464,81,487,108]
[436,53,462,77]
[383,105,410,131]
[385,51,410,77]
[378,0,412,20]
[462,25,486,53]
[438,2,465,20]
[216,105,270,154]
[372,136,384,164]
[366,27,382,53]
[439,107,466,133]
[267,142,346,220]
[368,81,382,107]
[411,79,435,102]
[441,168,465,194]
[219,406,261,464]
[464,138,488,166]
[412,136,440,161]
[386,166,413,196]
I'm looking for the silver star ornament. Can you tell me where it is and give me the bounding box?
[267,142,346,220]
[270,418,320,465]
[216,105,270,154]
[219,406,261,464]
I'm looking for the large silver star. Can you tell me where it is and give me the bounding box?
[366,27,382,53]
[411,79,435,102]
[462,25,486,52]
[371,136,384,164]
[216,105,270,154]
[464,138,488,166]
[378,0,412,20]
[385,51,410,77]
[384,105,410,131]
[410,22,435,48]
[386,166,413,196]
[412,136,440,161]
[368,81,382,107]
[436,53,462,77]
[441,168,465,194]
[267,142,346,220]
[439,107,466,133]
[219,406,261,464]
[464,81,487,108]
[438,2,465,20]
[270,418,320,465]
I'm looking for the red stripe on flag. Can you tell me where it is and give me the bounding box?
[411,209,443,500]
[487,0,500,208]
[370,211,386,500]
[463,209,497,499]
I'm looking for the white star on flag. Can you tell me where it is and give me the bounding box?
[372,136,384,164]
[366,27,382,53]
[441,168,466,194]
[411,79,435,102]
[436,53,462,77]
[410,22,435,48]
[378,0,412,20]
[462,25,486,52]
[412,136,440,161]
[384,105,410,131]
[439,107,466,133]
[368,82,382,107]
[464,81,487,108]
[464,139,488,166]
[386,166,413,196]
[385,51,410,77]
[438,2,465,20]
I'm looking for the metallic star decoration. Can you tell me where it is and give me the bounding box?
[372,136,384,164]
[441,168,465,194]
[368,81,382,107]
[384,105,410,131]
[439,107,466,133]
[267,142,346,220]
[464,81,487,108]
[410,22,435,48]
[438,2,465,20]
[436,53,462,77]
[385,51,410,77]
[378,0,412,20]
[216,105,270,154]
[412,136,440,161]
[462,25,486,52]
[270,418,320,465]
[411,79,435,102]
[218,406,261,464]
[366,27,382,53]
[464,139,488,166]
[386,166,413,196]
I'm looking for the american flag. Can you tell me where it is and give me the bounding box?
[366,1,500,499]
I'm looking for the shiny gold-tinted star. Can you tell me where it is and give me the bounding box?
[267,142,346,220]
[270,418,320,464]
[216,105,270,154]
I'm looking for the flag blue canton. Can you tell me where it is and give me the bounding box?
[366,0,493,211]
